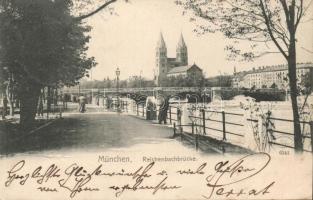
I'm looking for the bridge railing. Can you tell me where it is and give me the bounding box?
[61,86,239,94]
[114,98,313,153]
[175,107,313,153]
[175,108,246,152]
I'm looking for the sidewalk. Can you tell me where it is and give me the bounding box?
[121,105,253,154]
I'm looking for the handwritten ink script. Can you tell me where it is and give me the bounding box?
[4,153,274,199]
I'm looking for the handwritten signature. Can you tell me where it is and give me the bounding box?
[4,153,274,199]
[203,152,274,199]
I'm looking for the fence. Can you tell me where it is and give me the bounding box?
[110,98,313,153]
[187,109,245,140]
[183,107,313,153]
[0,99,65,120]
[266,117,312,152]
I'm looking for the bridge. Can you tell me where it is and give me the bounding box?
[61,87,232,102]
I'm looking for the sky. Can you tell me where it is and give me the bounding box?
[85,0,313,80]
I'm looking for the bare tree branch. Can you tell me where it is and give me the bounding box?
[260,0,288,59]
[301,47,313,54]
[75,0,118,21]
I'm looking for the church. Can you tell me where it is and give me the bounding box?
[154,33,203,86]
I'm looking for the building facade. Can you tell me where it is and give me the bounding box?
[232,63,313,89]
[166,64,202,77]
[154,33,202,86]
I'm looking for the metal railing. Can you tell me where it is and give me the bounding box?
[109,98,313,153]
[266,117,312,152]
[187,109,245,140]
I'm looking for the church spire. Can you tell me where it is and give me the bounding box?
[176,33,188,65]
[157,32,166,49]
[177,33,187,48]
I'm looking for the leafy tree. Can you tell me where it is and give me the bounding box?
[270,83,278,89]
[0,0,96,129]
[205,75,233,87]
[176,0,312,152]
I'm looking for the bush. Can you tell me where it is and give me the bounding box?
[243,89,285,101]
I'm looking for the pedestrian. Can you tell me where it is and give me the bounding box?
[158,96,169,124]
[2,95,8,119]
[96,97,99,106]
[78,95,86,113]
[37,95,44,117]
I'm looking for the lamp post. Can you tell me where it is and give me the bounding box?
[116,67,121,112]
[139,70,143,88]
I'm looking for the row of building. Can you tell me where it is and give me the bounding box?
[232,63,313,89]
[153,32,313,89]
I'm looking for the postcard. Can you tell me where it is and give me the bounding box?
[0,0,312,199]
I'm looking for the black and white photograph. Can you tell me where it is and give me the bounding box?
[0,0,312,199]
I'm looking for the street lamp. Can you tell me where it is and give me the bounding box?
[140,70,143,88]
[116,67,121,112]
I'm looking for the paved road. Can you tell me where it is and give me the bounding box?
[1,111,197,155]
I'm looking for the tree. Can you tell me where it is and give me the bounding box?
[0,0,96,129]
[176,0,312,152]
[205,75,233,87]
[270,83,278,89]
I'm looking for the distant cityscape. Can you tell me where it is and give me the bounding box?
[232,63,313,89]
[78,34,313,90]
[153,32,313,90]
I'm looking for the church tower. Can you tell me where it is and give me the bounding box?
[155,32,168,86]
[176,33,188,66]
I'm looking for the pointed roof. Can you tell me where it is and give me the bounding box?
[177,33,187,48]
[157,32,166,49]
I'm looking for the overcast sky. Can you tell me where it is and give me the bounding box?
[86,0,313,80]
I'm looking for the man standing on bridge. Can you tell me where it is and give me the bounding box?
[158,96,170,124]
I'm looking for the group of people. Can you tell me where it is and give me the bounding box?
[143,96,174,124]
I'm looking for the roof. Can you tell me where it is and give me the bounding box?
[167,64,202,74]
[242,63,313,75]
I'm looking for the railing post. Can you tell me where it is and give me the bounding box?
[169,106,172,124]
[59,105,62,118]
[173,123,176,137]
[310,121,313,153]
[202,109,206,134]
[222,111,226,141]
[136,104,139,116]
[180,124,183,141]
[142,104,145,117]
[192,122,194,134]
[195,132,199,151]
